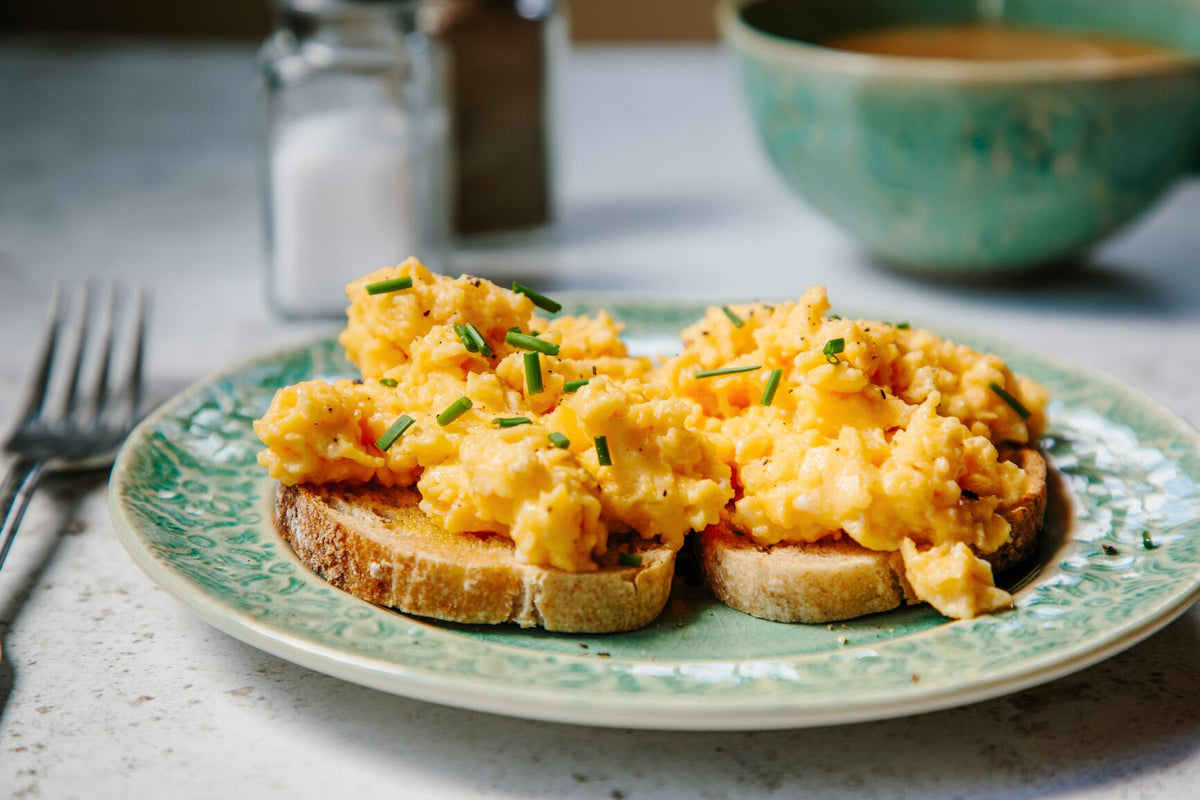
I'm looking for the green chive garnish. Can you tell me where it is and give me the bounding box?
[896,322,911,330]
[1143,531,1160,550]
[823,338,845,364]
[595,435,612,466]
[376,415,415,451]
[436,396,472,426]
[365,276,413,295]
[463,322,493,357]
[617,553,643,567]
[989,382,1031,420]
[506,330,559,356]
[722,306,745,328]
[548,432,570,449]
[524,352,543,395]
[379,377,398,387]
[492,416,532,428]
[564,378,590,393]
[828,314,842,321]
[454,322,479,353]
[760,368,782,406]
[512,281,562,314]
[695,365,761,379]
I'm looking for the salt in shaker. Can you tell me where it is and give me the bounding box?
[260,0,448,317]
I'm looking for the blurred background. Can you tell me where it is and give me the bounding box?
[0,0,720,40]
[3,0,1198,386]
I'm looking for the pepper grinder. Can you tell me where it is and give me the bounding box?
[421,0,564,240]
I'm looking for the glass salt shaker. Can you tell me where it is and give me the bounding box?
[260,0,448,317]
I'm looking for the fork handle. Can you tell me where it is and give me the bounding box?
[0,457,46,572]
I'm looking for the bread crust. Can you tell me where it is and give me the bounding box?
[983,446,1047,574]
[274,448,1046,629]
[696,447,1049,623]
[274,482,676,633]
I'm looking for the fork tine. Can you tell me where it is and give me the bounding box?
[119,287,149,430]
[14,284,64,429]
[59,283,93,422]
[131,289,148,419]
[86,284,118,422]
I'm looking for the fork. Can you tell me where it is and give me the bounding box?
[0,284,147,572]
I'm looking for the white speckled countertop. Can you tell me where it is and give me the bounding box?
[2,36,1199,799]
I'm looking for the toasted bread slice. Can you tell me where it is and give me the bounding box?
[981,446,1047,574]
[695,447,1048,623]
[274,483,677,633]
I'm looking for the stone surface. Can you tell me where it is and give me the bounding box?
[1,36,1198,799]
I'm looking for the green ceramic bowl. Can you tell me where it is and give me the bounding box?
[721,0,1200,275]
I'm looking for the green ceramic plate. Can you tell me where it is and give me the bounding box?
[109,296,1200,730]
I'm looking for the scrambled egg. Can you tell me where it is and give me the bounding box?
[255,259,732,572]
[900,540,1013,620]
[656,286,1047,618]
[254,261,1049,619]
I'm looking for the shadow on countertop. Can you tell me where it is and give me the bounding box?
[0,471,108,727]
[875,256,1198,321]
[216,606,1200,800]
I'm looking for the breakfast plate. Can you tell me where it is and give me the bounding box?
[108,295,1200,730]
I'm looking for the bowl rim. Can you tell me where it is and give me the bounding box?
[718,0,1200,83]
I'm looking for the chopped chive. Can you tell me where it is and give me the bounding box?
[548,432,570,449]
[365,276,413,295]
[375,415,415,451]
[463,322,494,357]
[694,365,761,379]
[828,314,842,321]
[506,330,559,356]
[436,396,473,426]
[896,322,911,330]
[760,368,782,406]
[492,416,532,428]
[823,338,845,364]
[379,377,398,387]
[524,352,543,395]
[512,281,562,314]
[989,382,1031,420]
[617,553,643,567]
[594,435,612,466]
[454,322,479,353]
[721,306,745,328]
[961,488,980,500]
[564,378,590,393]
[1143,531,1160,550]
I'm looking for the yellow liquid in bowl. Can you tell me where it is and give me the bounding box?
[823,23,1177,61]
